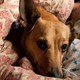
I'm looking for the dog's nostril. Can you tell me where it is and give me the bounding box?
[55,72,63,78]
[48,68,63,78]
[48,72,63,78]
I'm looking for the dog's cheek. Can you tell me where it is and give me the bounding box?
[37,57,49,75]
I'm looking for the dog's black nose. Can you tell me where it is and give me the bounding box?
[48,72,63,78]
[48,68,63,78]
[48,71,63,78]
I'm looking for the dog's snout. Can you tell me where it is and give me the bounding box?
[48,67,63,78]
[48,71,63,78]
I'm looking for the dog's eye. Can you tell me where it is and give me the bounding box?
[37,40,48,50]
[61,44,68,52]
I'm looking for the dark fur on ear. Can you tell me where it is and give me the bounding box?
[67,20,80,46]
[19,0,40,31]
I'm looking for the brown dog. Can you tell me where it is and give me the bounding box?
[18,0,70,78]
[6,0,70,78]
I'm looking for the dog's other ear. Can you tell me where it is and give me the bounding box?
[66,21,74,45]
[67,20,80,45]
[19,0,40,31]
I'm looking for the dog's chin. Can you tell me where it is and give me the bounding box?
[37,68,48,76]
[34,65,48,76]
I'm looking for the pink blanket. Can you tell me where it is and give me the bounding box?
[0,0,77,80]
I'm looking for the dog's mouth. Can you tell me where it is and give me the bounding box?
[33,64,48,76]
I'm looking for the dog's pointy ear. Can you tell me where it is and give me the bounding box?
[67,20,80,46]
[66,21,74,45]
[19,0,40,31]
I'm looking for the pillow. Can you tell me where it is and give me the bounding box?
[33,0,74,23]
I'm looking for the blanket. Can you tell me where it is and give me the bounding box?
[1,0,79,80]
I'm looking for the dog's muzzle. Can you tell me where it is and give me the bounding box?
[47,67,63,78]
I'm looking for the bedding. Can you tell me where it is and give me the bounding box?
[34,0,74,23]
[1,0,80,80]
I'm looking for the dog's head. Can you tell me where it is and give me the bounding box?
[19,0,70,78]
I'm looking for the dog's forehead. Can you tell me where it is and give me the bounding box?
[37,18,69,35]
[33,18,70,42]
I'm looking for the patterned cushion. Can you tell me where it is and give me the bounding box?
[34,0,74,23]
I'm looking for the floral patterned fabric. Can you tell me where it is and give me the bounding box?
[34,0,74,23]
[0,0,79,80]
[63,39,80,80]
